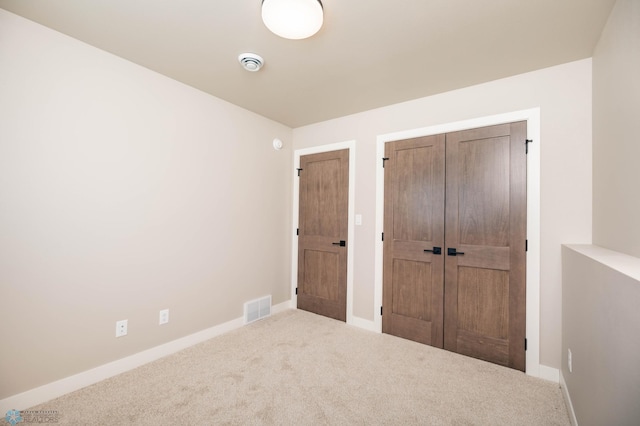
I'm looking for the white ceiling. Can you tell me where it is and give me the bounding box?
[0,0,616,128]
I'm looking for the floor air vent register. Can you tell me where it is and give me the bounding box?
[244,295,272,324]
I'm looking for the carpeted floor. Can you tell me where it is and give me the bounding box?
[29,309,570,425]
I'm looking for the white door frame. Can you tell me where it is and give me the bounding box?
[374,108,543,378]
[291,141,356,325]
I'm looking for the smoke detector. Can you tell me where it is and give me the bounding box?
[238,53,264,72]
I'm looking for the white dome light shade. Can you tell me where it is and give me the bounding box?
[262,0,323,40]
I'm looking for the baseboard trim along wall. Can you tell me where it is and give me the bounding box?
[2,301,560,413]
[0,301,291,413]
[348,315,377,332]
[538,365,560,383]
[560,371,578,426]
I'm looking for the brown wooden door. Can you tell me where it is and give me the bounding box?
[297,149,349,322]
[382,121,527,371]
[444,121,527,371]
[382,135,446,346]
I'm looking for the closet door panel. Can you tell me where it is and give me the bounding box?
[382,135,445,347]
[444,122,527,371]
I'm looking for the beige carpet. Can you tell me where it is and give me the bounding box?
[29,310,569,425]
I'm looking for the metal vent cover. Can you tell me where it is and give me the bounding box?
[244,295,272,324]
[238,53,264,72]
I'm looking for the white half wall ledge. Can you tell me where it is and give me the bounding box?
[563,244,640,281]
[0,301,291,414]
[562,243,640,424]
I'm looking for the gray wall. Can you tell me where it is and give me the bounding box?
[0,9,293,399]
[592,0,640,257]
[562,245,640,425]
[560,2,640,424]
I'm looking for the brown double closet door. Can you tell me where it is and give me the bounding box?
[382,122,527,371]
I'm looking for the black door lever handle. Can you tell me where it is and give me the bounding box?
[332,240,346,247]
[448,248,465,256]
[423,247,442,255]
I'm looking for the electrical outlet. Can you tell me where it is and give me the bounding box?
[159,309,169,325]
[116,319,128,337]
[568,349,573,373]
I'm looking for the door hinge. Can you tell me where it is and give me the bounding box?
[525,338,528,351]
[526,240,528,251]
[295,287,298,295]
[381,232,384,241]
[296,228,299,236]
[380,306,383,316]
[525,139,533,154]
[296,168,303,176]
[382,157,389,168]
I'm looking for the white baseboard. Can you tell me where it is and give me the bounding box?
[0,301,291,414]
[348,315,377,332]
[270,300,292,315]
[291,305,378,333]
[560,370,578,425]
[538,364,560,383]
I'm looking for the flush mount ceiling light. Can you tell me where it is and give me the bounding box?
[261,0,323,40]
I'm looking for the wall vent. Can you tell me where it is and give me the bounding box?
[244,295,272,324]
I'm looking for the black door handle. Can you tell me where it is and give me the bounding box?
[424,247,442,255]
[447,248,465,256]
[332,240,346,247]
